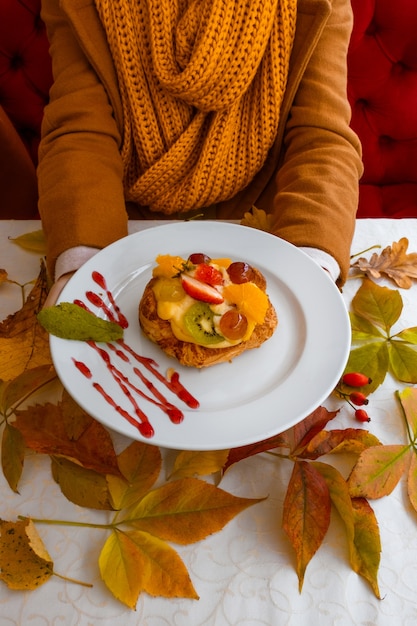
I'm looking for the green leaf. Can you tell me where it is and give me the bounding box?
[388,342,417,384]
[37,303,124,342]
[312,461,355,543]
[10,230,46,254]
[344,342,389,394]
[350,312,385,342]
[349,498,381,598]
[393,326,417,344]
[351,279,403,333]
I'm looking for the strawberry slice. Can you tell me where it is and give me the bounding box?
[181,274,224,304]
[195,263,223,286]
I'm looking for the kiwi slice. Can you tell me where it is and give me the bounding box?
[183,302,224,345]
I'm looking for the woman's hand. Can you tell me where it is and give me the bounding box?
[43,272,75,308]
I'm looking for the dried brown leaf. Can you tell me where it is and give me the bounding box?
[351,237,417,288]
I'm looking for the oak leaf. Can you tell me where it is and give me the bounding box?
[351,237,417,288]
[0,261,51,380]
[0,519,53,590]
[240,206,274,232]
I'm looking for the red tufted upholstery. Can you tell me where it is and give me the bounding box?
[348,0,417,217]
[0,0,416,218]
[0,0,52,165]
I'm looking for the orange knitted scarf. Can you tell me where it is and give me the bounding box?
[95,0,297,214]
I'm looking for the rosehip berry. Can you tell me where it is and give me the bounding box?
[349,391,369,406]
[355,409,371,423]
[342,372,372,387]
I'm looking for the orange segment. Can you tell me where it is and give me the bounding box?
[152,254,187,278]
[212,257,232,268]
[222,283,269,325]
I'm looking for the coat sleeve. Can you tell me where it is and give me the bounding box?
[265,0,363,285]
[38,0,129,278]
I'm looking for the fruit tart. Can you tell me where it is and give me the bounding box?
[138,253,278,368]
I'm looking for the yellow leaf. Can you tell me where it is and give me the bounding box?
[0,261,51,380]
[397,387,417,438]
[348,445,411,499]
[10,230,46,254]
[0,519,53,589]
[389,341,417,384]
[349,498,381,598]
[312,461,355,543]
[99,529,198,608]
[0,364,56,413]
[240,206,273,233]
[51,456,114,509]
[351,278,403,333]
[107,441,162,510]
[407,452,417,514]
[0,269,8,284]
[124,477,263,544]
[170,449,229,479]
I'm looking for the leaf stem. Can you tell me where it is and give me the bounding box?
[18,515,116,531]
[350,245,381,260]
[53,571,93,588]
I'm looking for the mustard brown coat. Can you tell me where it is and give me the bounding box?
[38,0,363,284]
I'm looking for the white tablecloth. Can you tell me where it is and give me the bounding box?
[1,219,417,626]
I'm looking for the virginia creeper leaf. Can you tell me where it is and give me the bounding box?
[0,519,53,589]
[170,449,229,480]
[51,456,114,509]
[0,261,51,380]
[99,529,199,608]
[388,341,417,384]
[407,452,417,514]
[14,401,121,476]
[351,278,402,333]
[0,364,56,414]
[224,431,291,471]
[396,387,417,438]
[37,302,124,342]
[282,461,331,591]
[123,477,263,544]
[107,441,162,510]
[349,498,381,598]
[10,230,46,254]
[312,461,355,543]
[299,428,381,460]
[1,423,25,493]
[348,445,411,499]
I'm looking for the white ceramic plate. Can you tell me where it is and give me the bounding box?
[50,221,350,450]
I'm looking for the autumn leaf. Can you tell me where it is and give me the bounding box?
[351,237,417,288]
[240,206,273,232]
[9,229,47,254]
[107,441,162,510]
[122,477,263,544]
[348,444,411,499]
[13,393,121,477]
[298,428,381,460]
[349,498,381,598]
[1,423,25,493]
[224,431,291,472]
[351,277,403,333]
[0,519,53,589]
[170,449,229,480]
[407,453,417,514]
[0,269,8,284]
[0,364,56,414]
[0,261,51,380]
[282,460,331,591]
[51,456,115,510]
[396,387,417,439]
[99,529,199,608]
[312,461,355,542]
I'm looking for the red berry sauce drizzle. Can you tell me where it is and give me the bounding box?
[71,271,199,438]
